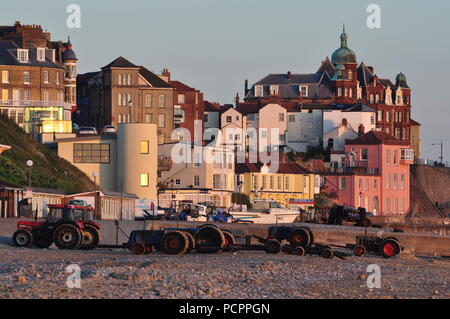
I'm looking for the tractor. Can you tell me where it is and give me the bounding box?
[12,204,101,250]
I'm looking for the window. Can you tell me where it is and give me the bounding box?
[348,70,353,80]
[140,141,149,154]
[18,49,28,63]
[386,149,391,165]
[349,88,353,98]
[159,95,166,107]
[401,198,406,214]
[278,113,285,122]
[358,178,363,191]
[339,177,347,190]
[394,197,398,214]
[288,114,295,122]
[393,174,398,189]
[118,74,122,86]
[146,94,152,107]
[255,85,263,97]
[127,74,131,86]
[175,179,181,185]
[248,114,255,121]
[285,176,290,190]
[145,114,152,123]
[370,115,375,125]
[262,176,266,189]
[226,116,232,123]
[361,149,368,161]
[24,90,31,101]
[386,198,391,214]
[377,110,383,122]
[37,48,46,62]
[204,114,209,122]
[386,173,391,190]
[73,144,110,163]
[213,174,222,189]
[374,179,378,191]
[269,176,274,189]
[43,91,49,101]
[1,71,10,83]
[178,94,185,104]
[269,85,279,95]
[158,114,165,128]
[253,175,258,189]
[261,130,267,138]
[300,86,308,97]
[23,72,31,84]
[277,176,282,190]
[194,175,200,187]
[400,174,405,190]
[375,94,380,104]
[56,72,60,85]
[140,174,149,187]
[393,150,398,165]
[366,178,369,191]
[386,111,390,122]
[337,87,342,97]
[43,71,49,83]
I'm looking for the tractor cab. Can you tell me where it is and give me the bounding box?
[46,204,94,224]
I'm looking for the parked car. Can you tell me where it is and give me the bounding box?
[78,127,98,135]
[102,125,116,135]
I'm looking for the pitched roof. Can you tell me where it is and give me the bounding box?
[169,80,197,92]
[346,130,410,146]
[236,102,261,115]
[102,56,139,69]
[255,73,324,85]
[0,40,63,69]
[333,103,375,113]
[235,162,311,174]
[204,101,221,112]
[410,119,421,126]
[138,66,173,88]
[379,79,394,88]
[317,57,335,78]
[357,62,375,87]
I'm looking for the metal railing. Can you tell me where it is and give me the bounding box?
[0,99,72,109]
[415,158,450,168]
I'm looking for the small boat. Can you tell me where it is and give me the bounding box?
[229,199,301,224]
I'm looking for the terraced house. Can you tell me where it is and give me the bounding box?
[77,56,175,144]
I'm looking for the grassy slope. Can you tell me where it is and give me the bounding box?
[0,114,93,194]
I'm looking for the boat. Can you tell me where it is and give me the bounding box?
[228,199,301,224]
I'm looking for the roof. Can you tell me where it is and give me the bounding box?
[204,101,221,112]
[235,162,311,175]
[0,180,22,190]
[379,79,394,88]
[138,66,173,88]
[236,102,261,115]
[169,80,197,92]
[26,186,65,195]
[333,103,375,113]
[102,56,139,69]
[56,135,117,143]
[255,73,323,86]
[317,57,335,77]
[357,62,375,87]
[410,119,421,126]
[0,40,63,69]
[346,130,410,146]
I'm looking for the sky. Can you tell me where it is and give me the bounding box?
[1,0,449,162]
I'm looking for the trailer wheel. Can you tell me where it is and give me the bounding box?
[353,245,366,257]
[288,228,310,248]
[195,226,225,253]
[265,239,282,254]
[12,229,33,248]
[292,246,306,256]
[223,230,236,248]
[53,224,82,250]
[80,226,100,250]
[320,247,334,259]
[162,231,189,255]
[131,242,146,255]
[380,238,401,258]
[183,232,196,252]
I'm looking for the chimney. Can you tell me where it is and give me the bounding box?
[161,68,171,82]
[287,71,291,79]
[235,93,240,107]
[342,118,348,126]
[358,124,365,136]
[244,79,249,96]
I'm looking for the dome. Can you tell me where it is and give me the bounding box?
[62,37,78,61]
[396,72,407,83]
[331,26,357,64]
[395,72,409,88]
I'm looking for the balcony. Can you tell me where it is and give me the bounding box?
[0,99,72,110]
[401,149,414,164]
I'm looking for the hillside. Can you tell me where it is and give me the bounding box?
[0,114,93,194]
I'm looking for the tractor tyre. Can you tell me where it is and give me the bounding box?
[292,246,306,256]
[380,238,401,258]
[288,228,311,248]
[131,242,146,255]
[265,239,282,254]
[144,245,153,254]
[162,231,190,255]
[53,224,83,250]
[80,226,100,250]
[222,230,236,248]
[12,229,33,248]
[34,235,53,249]
[194,226,225,254]
[353,245,366,257]
[320,247,334,259]
[183,232,196,253]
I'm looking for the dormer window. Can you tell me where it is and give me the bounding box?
[300,86,308,97]
[37,48,46,62]
[348,70,353,80]
[269,85,279,95]
[255,85,263,97]
[17,49,29,63]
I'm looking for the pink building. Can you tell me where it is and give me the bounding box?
[323,131,414,216]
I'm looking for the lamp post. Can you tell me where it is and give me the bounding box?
[92,172,98,190]
[64,170,68,196]
[431,142,444,165]
[26,160,33,189]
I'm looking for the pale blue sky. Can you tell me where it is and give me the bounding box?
[1,0,449,161]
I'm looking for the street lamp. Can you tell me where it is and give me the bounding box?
[64,170,68,196]
[431,142,444,165]
[92,172,98,190]
[26,160,33,188]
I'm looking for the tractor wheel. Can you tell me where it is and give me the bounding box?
[144,245,153,255]
[353,245,366,257]
[288,228,311,248]
[53,224,83,250]
[131,242,146,255]
[12,229,33,248]
[194,226,225,253]
[320,247,334,259]
[265,239,282,254]
[80,226,100,250]
[292,246,306,256]
[183,232,196,253]
[162,231,189,255]
[34,236,53,249]
[223,230,236,248]
[380,238,401,258]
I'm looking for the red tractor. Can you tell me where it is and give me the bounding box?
[12,204,101,250]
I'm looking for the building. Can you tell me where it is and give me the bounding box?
[244,26,418,150]
[235,161,320,209]
[0,22,77,140]
[57,123,158,203]
[203,101,222,130]
[410,119,421,159]
[77,57,175,144]
[322,131,414,216]
[0,181,22,218]
[158,143,235,208]
[159,69,205,140]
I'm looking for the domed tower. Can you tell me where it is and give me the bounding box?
[331,25,358,103]
[394,72,411,106]
[62,37,78,107]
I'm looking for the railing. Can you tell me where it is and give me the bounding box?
[329,166,379,175]
[344,160,369,168]
[415,158,450,168]
[0,99,72,109]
